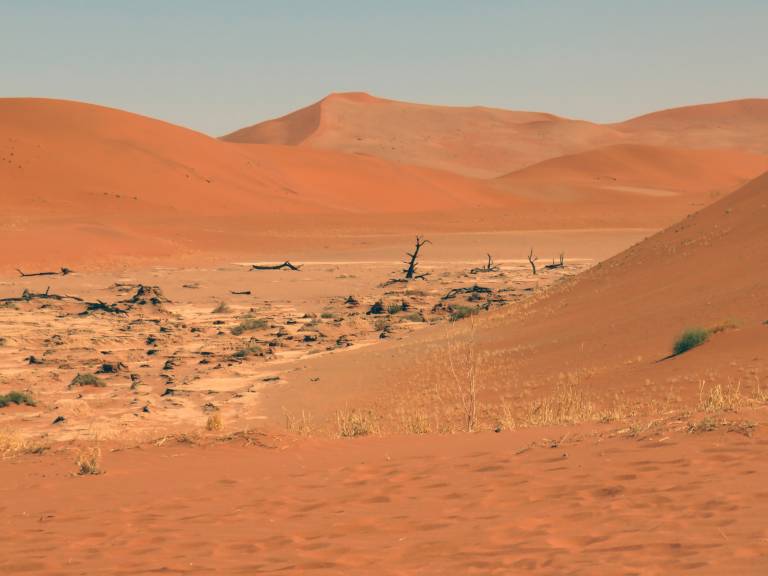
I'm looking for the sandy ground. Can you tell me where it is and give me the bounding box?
[2,415,767,575]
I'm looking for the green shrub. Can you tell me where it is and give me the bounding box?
[673,328,710,355]
[69,373,106,388]
[231,317,268,335]
[0,391,36,408]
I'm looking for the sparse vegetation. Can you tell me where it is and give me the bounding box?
[231,317,268,335]
[211,301,231,314]
[206,413,223,431]
[673,328,710,356]
[69,373,106,388]
[75,446,102,475]
[285,410,313,436]
[0,390,36,408]
[449,305,478,322]
[320,312,336,319]
[232,341,264,358]
[336,407,378,437]
[698,381,743,412]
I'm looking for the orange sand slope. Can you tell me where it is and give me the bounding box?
[264,171,768,420]
[3,97,767,270]
[224,93,768,177]
[3,424,768,575]
[0,98,510,268]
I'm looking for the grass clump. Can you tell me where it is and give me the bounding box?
[673,328,710,356]
[404,312,425,323]
[231,317,268,335]
[205,413,223,431]
[0,391,36,408]
[336,408,378,438]
[76,446,102,475]
[69,373,106,388]
[232,341,264,359]
[211,302,231,314]
[449,305,478,322]
[320,312,336,319]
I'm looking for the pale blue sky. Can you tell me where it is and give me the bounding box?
[2,1,766,135]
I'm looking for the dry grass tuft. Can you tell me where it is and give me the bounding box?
[336,408,378,438]
[76,446,102,475]
[285,410,313,436]
[231,317,268,335]
[0,390,36,408]
[211,301,231,314]
[69,373,105,388]
[206,413,223,432]
[522,383,596,426]
[698,381,743,412]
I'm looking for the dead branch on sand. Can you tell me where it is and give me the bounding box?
[441,285,492,300]
[544,253,565,270]
[470,253,500,274]
[0,287,83,303]
[16,267,72,277]
[251,261,302,271]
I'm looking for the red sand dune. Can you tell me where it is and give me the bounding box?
[222,92,624,177]
[3,97,767,271]
[263,171,768,421]
[223,93,768,177]
[0,98,509,269]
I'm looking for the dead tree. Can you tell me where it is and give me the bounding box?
[544,253,565,270]
[527,249,538,275]
[403,235,431,280]
[16,267,72,277]
[0,287,83,303]
[470,253,500,274]
[251,261,302,271]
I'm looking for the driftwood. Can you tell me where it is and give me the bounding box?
[441,285,492,300]
[0,287,83,303]
[403,235,430,280]
[470,254,500,274]
[230,290,251,295]
[544,253,565,270]
[527,249,538,275]
[80,300,127,315]
[251,261,302,271]
[16,267,72,277]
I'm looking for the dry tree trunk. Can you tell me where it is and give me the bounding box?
[403,235,431,280]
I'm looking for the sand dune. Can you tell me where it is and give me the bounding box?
[263,171,768,423]
[222,92,624,177]
[3,97,766,272]
[0,98,511,270]
[225,93,768,177]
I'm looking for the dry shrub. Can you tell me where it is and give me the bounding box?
[76,446,102,475]
[446,316,479,432]
[336,407,378,438]
[0,431,47,458]
[522,382,596,426]
[212,302,231,314]
[698,381,743,412]
[69,373,105,388]
[206,413,223,431]
[285,410,313,436]
[231,317,268,335]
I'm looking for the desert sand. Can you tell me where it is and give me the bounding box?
[2,94,768,574]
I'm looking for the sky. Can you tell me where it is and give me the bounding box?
[2,0,766,135]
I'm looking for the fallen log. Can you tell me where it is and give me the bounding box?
[230,290,252,295]
[16,267,72,277]
[544,253,565,270]
[470,254,500,274]
[0,287,84,303]
[441,285,492,300]
[251,261,302,271]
